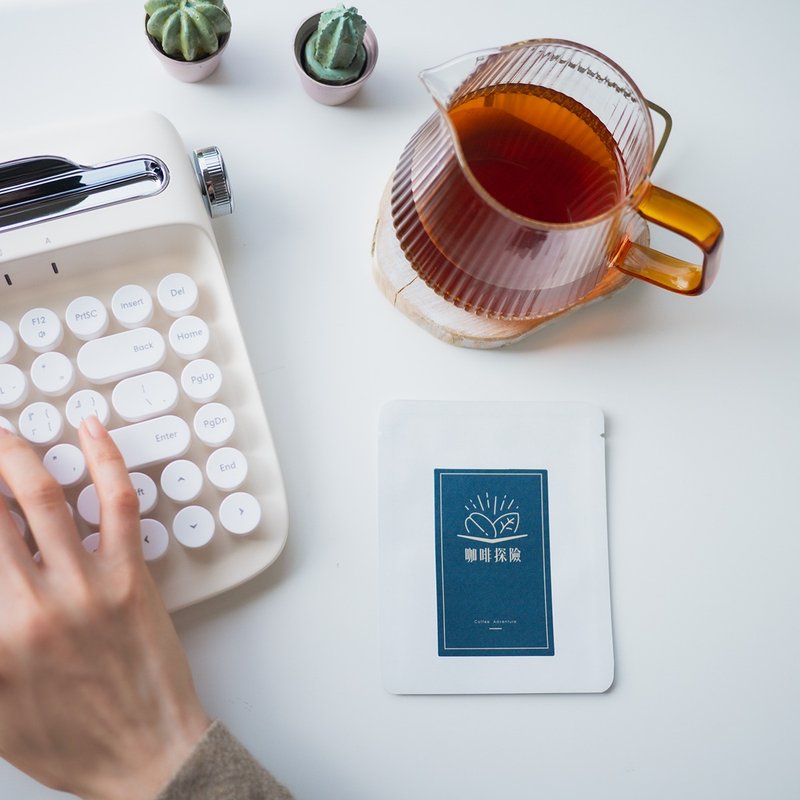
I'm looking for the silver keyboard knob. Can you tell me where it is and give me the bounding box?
[191,146,233,218]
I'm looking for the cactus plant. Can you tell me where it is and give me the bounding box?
[145,0,231,62]
[303,4,367,85]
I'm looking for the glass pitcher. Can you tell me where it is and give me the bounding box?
[390,39,723,320]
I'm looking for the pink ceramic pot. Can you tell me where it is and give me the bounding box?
[145,17,230,83]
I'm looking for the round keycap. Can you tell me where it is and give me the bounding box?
[65,296,109,341]
[0,320,18,363]
[77,484,101,526]
[82,532,101,553]
[172,505,215,549]
[193,402,235,446]
[160,460,203,503]
[157,273,199,317]
[206,447,248,491]
[219,492,261,536]
[0,364,29,409]
[31,351,75,396]
[111,285,153,328]
[140,518,169,561]
[129,472,158,515]
[180,358,222,403]
[65,389,110,429]
[19,308,63,352]
[18,402,63,445]
[0,415,17,434]
[43,443,86,487]
[168,315,210,360]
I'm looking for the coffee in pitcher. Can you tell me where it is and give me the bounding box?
[449,84,623,224]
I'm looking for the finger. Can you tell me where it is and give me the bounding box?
[0,495,37,584]
[78,416,142,561]
[0,428,81,570]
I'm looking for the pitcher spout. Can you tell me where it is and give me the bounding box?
[419,46,503,111]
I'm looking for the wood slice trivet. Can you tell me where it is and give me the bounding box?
[372,180,646,349]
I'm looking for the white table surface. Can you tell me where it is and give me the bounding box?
[1,1,798,798]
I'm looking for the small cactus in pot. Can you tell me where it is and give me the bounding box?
[145,0,232,82]
[294,4,378,105]
[304,5,368,86]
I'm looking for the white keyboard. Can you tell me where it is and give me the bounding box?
[0,113,288,611]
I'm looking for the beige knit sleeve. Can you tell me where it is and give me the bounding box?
[156,721,293,800]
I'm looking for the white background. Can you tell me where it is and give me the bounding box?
[0,1,798,798]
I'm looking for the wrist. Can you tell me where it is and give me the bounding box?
[82,709,212,800]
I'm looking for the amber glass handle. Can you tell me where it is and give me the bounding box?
[616,183,724,295]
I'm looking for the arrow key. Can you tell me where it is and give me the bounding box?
[219,492,261,536]
[173,505,214,549]
[140,518,169,561]
[160,459,203,503]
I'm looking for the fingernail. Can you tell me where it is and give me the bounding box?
[81,415,106,439]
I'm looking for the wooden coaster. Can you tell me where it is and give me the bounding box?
[372,180,646,349]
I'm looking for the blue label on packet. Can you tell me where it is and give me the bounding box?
[434,469,554,657]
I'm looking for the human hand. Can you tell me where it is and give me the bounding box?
[0,416,210,800]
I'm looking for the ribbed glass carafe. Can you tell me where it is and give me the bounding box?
[390,40,722,320]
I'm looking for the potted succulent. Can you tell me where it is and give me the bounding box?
[293,4,378,105]
[145,0,232,82]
